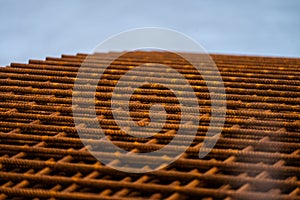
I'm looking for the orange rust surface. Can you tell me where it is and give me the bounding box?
[0,52,299,199]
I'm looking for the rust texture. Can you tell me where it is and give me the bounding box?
[0,51,299,199]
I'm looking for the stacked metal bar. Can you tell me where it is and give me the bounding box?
[0,51,299,200]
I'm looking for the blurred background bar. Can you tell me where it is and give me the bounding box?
[0,0,300,66]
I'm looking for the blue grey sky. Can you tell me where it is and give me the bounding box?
[0,0,299,66]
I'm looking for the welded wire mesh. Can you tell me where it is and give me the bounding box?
[0,51,299,200]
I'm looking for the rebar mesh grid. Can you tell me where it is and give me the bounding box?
[0,51,299,200]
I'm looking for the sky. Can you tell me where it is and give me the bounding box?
[0,0,299,66]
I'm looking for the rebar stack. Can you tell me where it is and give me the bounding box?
[0,51,299,200]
